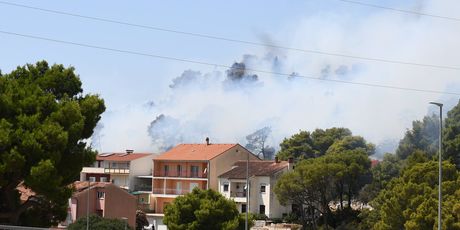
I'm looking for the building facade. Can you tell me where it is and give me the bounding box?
[80,150,155,191]
[218,159,293,219]
[144,140,259,230]
[68,182,137,228]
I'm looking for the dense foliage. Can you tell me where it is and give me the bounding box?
[275,144,371,229]
[0,61,105,226]
[277,128,374,161]
[68,214,132,230]
[164,188,250,230]
[364,161,460,230]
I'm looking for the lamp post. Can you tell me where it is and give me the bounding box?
[87,179,90,230]
[430,102,443,230]
[245,150,249,230]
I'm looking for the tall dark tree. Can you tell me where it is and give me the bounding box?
[277,127,370,161]
[444,99,460,167]
[395,114,439,160]
[245,126,275,160]
[0,61,105,226]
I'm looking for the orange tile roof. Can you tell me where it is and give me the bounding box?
[96,153,153,162]
[219,160,289,179]
[154,144,238,161]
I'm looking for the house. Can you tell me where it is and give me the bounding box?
[80,150,156,191]
[145,139,259,230]
[68,181,137,228]
[218,157,293,219]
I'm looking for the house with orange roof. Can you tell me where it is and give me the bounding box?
[218,157,294,219]
[146,138,259,229]
[80,150,156,191]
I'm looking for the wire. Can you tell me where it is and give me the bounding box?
[0,0,459,71]
[0,30,459,96]
[337,0,460,22]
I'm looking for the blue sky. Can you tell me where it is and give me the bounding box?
[1,0,459,155]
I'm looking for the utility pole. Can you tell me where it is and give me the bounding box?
[246,150,249,230]
[87,180,90,230]
[430,102,443,230]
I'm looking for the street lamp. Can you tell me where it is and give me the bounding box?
[245,150,249,230]
[430,102,443,230]
[87,179,90,230]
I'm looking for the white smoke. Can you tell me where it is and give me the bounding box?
[96,0,460,155]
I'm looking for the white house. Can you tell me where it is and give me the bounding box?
[80,150,156,191]
[218,158,293,219]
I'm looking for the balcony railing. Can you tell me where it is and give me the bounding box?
[152,188,195,195]
[153,170,206,178]
[231,191,247,198]
[137,203,155,213]
[133,184,152,192]
[104,168,130,174]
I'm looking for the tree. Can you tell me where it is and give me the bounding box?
[324,149,371,211]
[245,126,275,160]
[444,99,460,167]
[68,214,133,230]
[277,128,352,160]
[365,160,460,230]
[163,188,245,230]
[0,61,105,226]
[396,114,439,160]
[274,157,341,229]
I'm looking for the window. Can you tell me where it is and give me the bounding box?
[191,166,199,177]
[241,204,247,213]
[100,177,108,182]
[177,165,182,176]
[223,183,229,192]
[97,191,105,199]
[259,205,265,214]
[164,165,169,176]
[89,177,96,182]
[260,184,266,193]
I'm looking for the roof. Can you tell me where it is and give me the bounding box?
[219,160,289,179]
[154,144,238,161]
[72,181,121,197]
[96,153,153,162]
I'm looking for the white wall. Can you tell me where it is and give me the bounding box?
[129,154,156,190]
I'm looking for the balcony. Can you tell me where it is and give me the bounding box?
[104,168,130,174]
[137,203,155,213]
[133,184,152,192]
[153,170,207,179]
[152,188,193,195]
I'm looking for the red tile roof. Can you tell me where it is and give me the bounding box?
[154,144,238,161]
[371,159,380,167]
[219,160,289,179]
[96,153,153,162]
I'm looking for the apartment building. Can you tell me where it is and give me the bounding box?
[80,150,155,191]
[218,158,293,219]
[68,181,136,228]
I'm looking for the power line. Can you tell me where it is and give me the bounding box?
[1,29,459,96]
[1,1,460,71]
[337,0,460,22]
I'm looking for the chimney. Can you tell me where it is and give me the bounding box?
[275,156,279,163]
[126,149,134,154]
[205,137,210,145]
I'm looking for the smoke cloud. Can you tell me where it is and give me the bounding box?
[96,0,460,156]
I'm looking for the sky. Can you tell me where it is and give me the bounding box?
[1,0,460,156]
